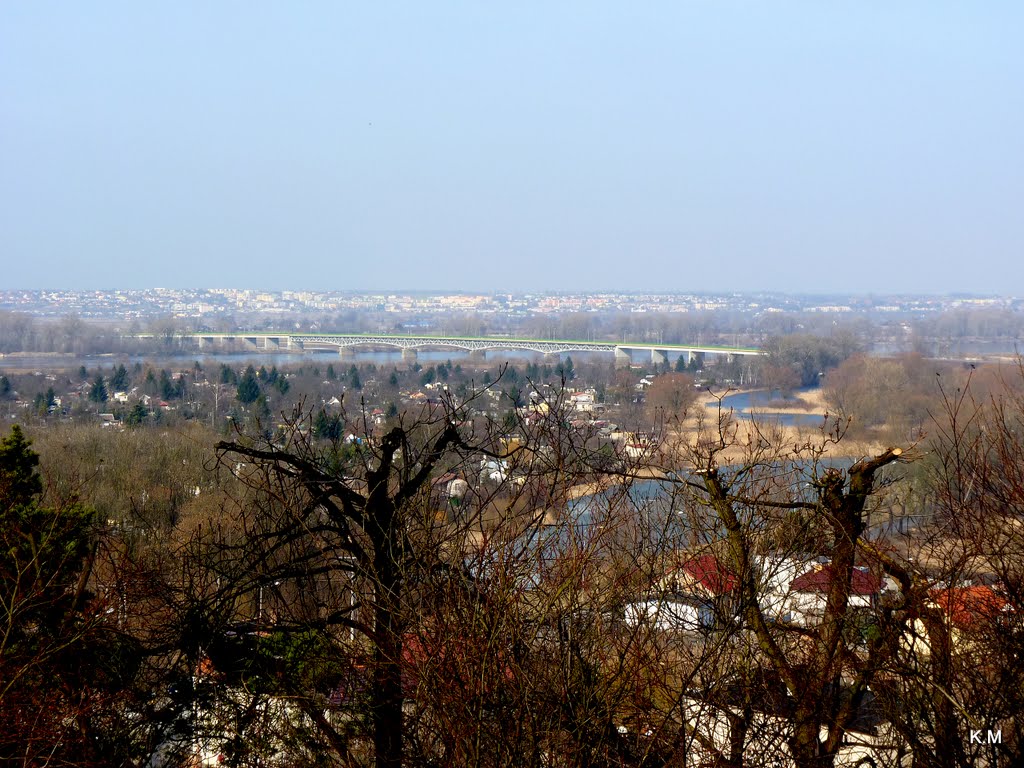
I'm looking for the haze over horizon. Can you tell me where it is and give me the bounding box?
[3,3,1022,295]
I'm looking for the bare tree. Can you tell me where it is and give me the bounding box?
[666,411,911,768]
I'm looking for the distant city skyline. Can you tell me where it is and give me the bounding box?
[3,287,1020,323]
[3,3,1022,293]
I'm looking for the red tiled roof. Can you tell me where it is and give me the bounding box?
[931,585,1014,629]
[682,555,737,595]
[791,565,881,595]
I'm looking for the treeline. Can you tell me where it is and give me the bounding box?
[4,305,1024,357]
[0,311,199,355]
[3,333,869,442]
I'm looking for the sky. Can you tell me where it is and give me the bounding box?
[2,3,1022,294]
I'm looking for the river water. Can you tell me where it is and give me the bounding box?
[710,389,825,428]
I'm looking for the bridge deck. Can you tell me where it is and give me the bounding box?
[169,332,762,356]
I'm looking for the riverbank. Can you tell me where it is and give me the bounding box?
[674,387,887,462]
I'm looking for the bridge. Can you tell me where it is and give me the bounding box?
[160,332,762,367]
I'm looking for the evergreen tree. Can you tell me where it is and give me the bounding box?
[505,386,524,408]
[0,376,10,399]
[313,409,343,441]
[160,370,178,401]
[558,356,575,381]
[349,365,362,391]
[326,364,337,380]
[110,364,129,392]
[220,364,237,385]
[675,355,687,373]
[389,371,399,387]
[236,365,261,404]
[89,374,108,403]
[0,426,97,762]
[252,393,271,423]
[78,365,89,380]
[126,401,148,426]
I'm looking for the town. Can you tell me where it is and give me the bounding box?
[4,1,1023,765]
[2,287,1021,321]
[1,294,1021,766]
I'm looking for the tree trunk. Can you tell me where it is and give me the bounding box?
[373,515,403,768]
[373,597,403,768]
[789,712,825,768]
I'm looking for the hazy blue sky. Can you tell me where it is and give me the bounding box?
[2,3,1022,294]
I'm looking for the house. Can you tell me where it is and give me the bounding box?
[658,554,738,599]
[925,583,1017,654]
[622,432,658,460]
[432,472,469,502]
[480,458,508,483]
[624,595,716,633]
[930,584,1014,630]
[753,554,824,623]
[675,694,910,767]
[902,583,1016,660]
[98,413,121,429]
[570,390,596,413]
[787,564,883,626]
[652,554,739,630]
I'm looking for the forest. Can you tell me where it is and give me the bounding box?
[1,341,1023,768]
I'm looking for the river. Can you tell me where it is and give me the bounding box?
[710,389,825,427]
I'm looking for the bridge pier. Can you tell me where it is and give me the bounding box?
[401,349,418,365]
[168,333,762,366]
[338,347,355,360]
